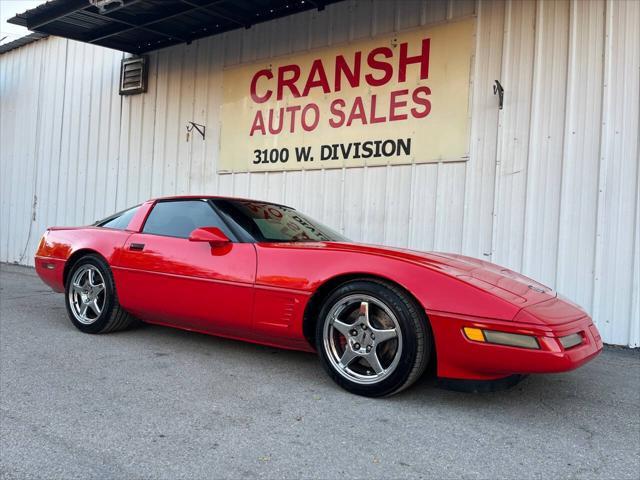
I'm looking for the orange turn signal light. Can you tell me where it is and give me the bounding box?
[463,327,540,349]
[463,327,485,342]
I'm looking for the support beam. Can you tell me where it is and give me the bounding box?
[84,9,190,44]
[180,0,249,29]
[26,0,90,30]
[85,0,228,44]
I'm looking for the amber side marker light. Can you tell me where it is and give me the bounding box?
[463,327,540,350]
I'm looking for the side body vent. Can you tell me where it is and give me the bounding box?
[119,56,148,95]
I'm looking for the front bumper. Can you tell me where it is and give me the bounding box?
[428,310,603,381]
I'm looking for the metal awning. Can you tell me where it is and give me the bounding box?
[8,0,344,55]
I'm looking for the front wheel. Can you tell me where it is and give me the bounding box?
[315,279,431,397]
[65,254,137,334]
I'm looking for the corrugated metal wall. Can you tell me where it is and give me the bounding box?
[1,0,638,346]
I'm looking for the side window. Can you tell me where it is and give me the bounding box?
[142,200,232,239]
[97,205,140,230]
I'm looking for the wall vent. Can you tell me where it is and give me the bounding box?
[119,56,148,95]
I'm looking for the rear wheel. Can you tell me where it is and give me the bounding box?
[316,279,431,397]
[65,254,137,334]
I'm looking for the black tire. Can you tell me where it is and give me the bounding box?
[64,254,138,334]
[315,279,431,397]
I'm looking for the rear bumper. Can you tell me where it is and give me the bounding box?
[34,255,66,292]
[429,310,603,381]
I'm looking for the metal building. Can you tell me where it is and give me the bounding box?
[0,0,638,346]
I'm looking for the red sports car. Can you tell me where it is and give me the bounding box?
[35,196,603,397]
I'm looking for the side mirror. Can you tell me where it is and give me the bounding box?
[188,227,231,247]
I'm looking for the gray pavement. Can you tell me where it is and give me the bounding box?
[1,263,639,479]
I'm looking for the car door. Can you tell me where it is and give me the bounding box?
[113,199,256,336]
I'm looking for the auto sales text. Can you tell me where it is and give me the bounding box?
[248,37,431,136]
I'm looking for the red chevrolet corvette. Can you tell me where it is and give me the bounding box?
[35,196,603,396]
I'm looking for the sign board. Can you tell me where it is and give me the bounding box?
[219,18,474,173]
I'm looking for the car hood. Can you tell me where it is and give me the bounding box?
[287,241,556,308]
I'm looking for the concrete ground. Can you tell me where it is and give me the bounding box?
[1,263,638,480]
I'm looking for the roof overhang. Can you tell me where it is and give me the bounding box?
[8,0,344,55]
[0,32,49,55]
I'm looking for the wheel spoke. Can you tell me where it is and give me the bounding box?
[93,283,105,295]
[339,348,359,368]
[331,318,353,337]
[79,303,89,317]
[358,301,370,326]
[79,271,89,288]
[89,299,102,316]
[364,350,384,374]
[72,283,84,295]
[88,268,96,287]
[371,326,397,344]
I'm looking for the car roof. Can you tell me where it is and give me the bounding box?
[149,195,293,209]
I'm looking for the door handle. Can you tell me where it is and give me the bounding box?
[129,243,145,251]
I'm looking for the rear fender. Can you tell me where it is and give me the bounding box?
[35,228,132,292]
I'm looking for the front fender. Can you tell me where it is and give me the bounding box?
[254,243,523,321]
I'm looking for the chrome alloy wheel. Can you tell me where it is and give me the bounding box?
[323,294,403,385]
[68,264,106,325]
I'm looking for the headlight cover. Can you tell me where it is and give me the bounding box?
[559,332,583,349]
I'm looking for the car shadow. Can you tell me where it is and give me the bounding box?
[119,321,609,416]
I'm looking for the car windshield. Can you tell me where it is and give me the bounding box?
[214,199,349,243]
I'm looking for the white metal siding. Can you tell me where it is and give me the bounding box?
[0,0,638,346]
